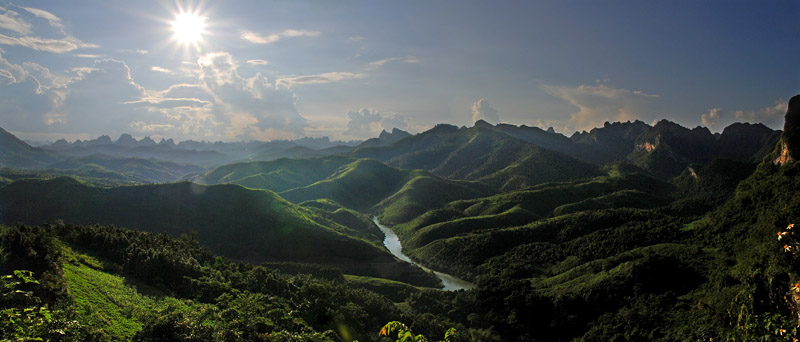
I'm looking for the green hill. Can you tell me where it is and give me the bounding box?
[0,177,439,287]
[48,155,204,183]
[0,223,461,341]
[279,159,412,211]
[193,155,353,192]
[352,125,602,190]
[0,127,60,168]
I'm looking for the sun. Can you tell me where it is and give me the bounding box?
[171,12,206,44]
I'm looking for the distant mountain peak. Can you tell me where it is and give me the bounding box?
[116,133,137,147]
[87,135,113,146]
[474,119,493,128]
[139,136,156,146]
[357,127,412,148]
[776,94,800,165]
[158,138,176,147]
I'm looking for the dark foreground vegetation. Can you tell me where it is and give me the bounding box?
[1,96,800,341]
[2,154,800,341]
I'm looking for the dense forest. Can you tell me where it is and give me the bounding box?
[1,95,799,341]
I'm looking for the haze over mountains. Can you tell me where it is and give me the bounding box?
[2,118,781,180]
[1,105,798,341]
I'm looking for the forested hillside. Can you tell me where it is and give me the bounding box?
[0,96,797,341]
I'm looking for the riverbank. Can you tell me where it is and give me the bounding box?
[372,218,475,291]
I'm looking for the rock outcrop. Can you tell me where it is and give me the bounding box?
[775,95,800,165]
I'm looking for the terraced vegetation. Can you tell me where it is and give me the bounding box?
[0,102,797,341]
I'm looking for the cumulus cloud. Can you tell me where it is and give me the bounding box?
[240,29,320,44]
[543,84,660,132]
[700,99,788,131]
[367,56,421,70]
[734,99,787,128]
[0,53,55,129]
[196,52,307,139]
[471,99,500,124]
[277,72,365,87]
[118,52,309,140]
[344,108,409,139]
[1,43,308,141]
[47,59,149,133]
[0,57,147,134]
[701,108,724,131]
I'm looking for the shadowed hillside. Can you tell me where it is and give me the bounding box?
[0,177,439,287]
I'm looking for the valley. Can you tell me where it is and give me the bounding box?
[373,217,475,291]
[1,97,799,341]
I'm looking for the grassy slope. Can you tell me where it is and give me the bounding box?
[280,159,411,211]
[352,125,602,191]
[0,177,442,287]
[49,155,204,183]
[0,177,389,265]
[194,155,353,192]
[61,247,182,341]
[382,172,675,277]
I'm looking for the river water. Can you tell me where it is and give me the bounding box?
[372,218,475,291]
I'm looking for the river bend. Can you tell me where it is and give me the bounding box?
[372,218,475,291]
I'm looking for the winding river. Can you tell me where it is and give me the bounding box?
[372,218,475,291]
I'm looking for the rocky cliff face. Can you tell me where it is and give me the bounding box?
[775,95,800,166]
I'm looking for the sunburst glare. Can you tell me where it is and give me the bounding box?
[171,11,206,44]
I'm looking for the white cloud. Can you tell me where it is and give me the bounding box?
[74,53,105,58]
[0,5,97,53]
[367,56,421,70]
[348,36,366,42]
[701,107,723,131]
[344,108,408,139]
[47,59,148,132]
[0,7,32,34]
[734,99,787,128]
[150,66,173,74]
[471,99,500,123]
[0,53,67,130]
[117,49,148,55]
[543,83,660,132]
[122,52,308,141]
[277,72,365,87]
[196,52,308,139]
[240,29,320,44]
[700,99,788,132]
[0,33,84,53]
[246,59,269,66]
[19,6,65,33]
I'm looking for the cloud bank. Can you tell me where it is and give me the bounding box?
[700,99,788,132]
[471,99,499,124]
[544,84,660,132]
[344,108,408,139]
[0,49,310,141]
[277,72,365,87]
[0,4,96,53]
[241,29,320,44]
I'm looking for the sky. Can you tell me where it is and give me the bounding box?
[0,0,798,142]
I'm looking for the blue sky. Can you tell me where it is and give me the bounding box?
[0,0,797,142]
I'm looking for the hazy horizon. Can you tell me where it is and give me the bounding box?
[11,117,783,146]
[1,1,798,143]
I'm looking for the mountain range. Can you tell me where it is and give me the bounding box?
[0,98,797,342]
